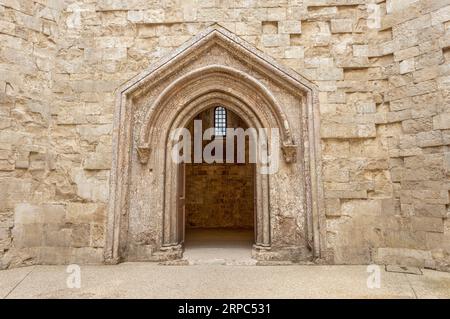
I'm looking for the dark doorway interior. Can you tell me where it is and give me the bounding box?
[183,107,255,259]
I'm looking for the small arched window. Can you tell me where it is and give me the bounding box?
[214,106,227,136]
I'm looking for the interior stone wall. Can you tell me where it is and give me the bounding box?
[186,163,255,229]
[0,0,449,271]
[185,108,254,230]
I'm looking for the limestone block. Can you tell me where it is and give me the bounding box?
[279,20,301,34]
[0,116,11,129]
[321,123,376,139]
[284,46,304,59]
[0,227,10,241]
[14,10,42,32]
[12,224,44,248]
[341,199,382,217]
[304,57,333,68]
[381,198,397,215]
[414,203,447,218]
[432,113,450,129]
[325,190,367,199]
[83,152,111,170]
[431,5,450,25]
[325,198,341,217]
[127,10,144,23]
[14,204,42,225]
[426,232,450,253]
[34,246,71,264]
[386,0,419,13]
[261,34,290,47]
[182,0,198,21]
[439,32,450,49]
[143,9,165,23]
[336,57,370,69]
[71,169,109,202]
[235,22,260,35]
[374,247,432,268]
[415,50,444,70]
[71,79,122,93]
[445,152,450,174]
[402,118,433,134]
[267,8,287,21]
[14,203,66,225]
[43,225,71,247]
[413,66,439,83]
[403,153,443,168]
[443,130,450,146]
[315,67,344,81]
[0,148,14,171]
[56,105,87,125]
[352,44,368,57]
[437,75,450,90]
[103,47,127,60]
[417,130,443,147]
[159,35,191,47]
[0,20,16,35]
[386,109,411,123]
[197,8,226,22]
[261,21,278,34]
[69,247,104,264]
[412,216,444,233]
[71,224,90,248]
[41,205,66,224]
[77,124,112,143]
[406,80,438,97]
[356,101,376,113]
[66,203,106,224]
[330,19,352,33]
[90,224,105,248]
[399,58,415,74]
[394,46,420,61]
[323,161,349,182]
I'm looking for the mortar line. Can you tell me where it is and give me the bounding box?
[3,266,35,299]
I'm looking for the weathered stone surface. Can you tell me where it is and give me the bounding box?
[0,0,449,273]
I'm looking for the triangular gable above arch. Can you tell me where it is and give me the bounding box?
[118,24,317,97]
[107,24,325,264]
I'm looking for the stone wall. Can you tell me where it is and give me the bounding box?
[0,0,449,270]
[186,163,254,229]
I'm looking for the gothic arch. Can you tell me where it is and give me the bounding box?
[161,91,271,249]
[105,25,325,264]
[136,65,295,164]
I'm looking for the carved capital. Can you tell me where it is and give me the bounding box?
[136,143,151,164]
[282,144,297,163]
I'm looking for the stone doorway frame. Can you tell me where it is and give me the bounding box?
[104,25,325,263]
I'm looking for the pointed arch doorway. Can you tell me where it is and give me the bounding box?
[166,88,273,254]
[105,25,325,264]
[178,106,257,263]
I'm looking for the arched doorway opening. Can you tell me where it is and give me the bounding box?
[179,107,256,262]
[105,26,325,264]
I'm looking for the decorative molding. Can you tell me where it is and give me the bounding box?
[138,65,296,157]
[136,143,151,164]
[105,24,325,264]
[282,144,298,163]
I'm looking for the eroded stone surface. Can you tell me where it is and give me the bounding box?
[0,0,449,272]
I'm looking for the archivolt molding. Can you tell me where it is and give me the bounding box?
[160,91,271,247]
[136,65,297,164]
[106,25,325,263]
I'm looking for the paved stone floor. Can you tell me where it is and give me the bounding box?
[183,228,256,265]
[1,263,450,299]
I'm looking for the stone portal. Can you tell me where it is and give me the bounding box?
[105,26,324,264]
